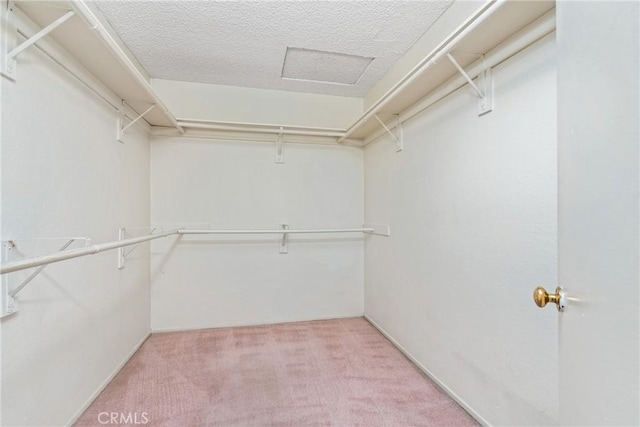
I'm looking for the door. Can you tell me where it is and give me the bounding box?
[556,1,639,425]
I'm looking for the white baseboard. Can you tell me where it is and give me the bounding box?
[151,312,364,334]
[364,314,490,427]
[67,330,152,426]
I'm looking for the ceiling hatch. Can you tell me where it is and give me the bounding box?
[282,47,373,85]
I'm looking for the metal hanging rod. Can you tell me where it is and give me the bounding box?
[176,120,347,138]
[69,1,184,134]
[338,0,507,143]
[362,9,555,146]
[1,225,388,316]
[178,228,375,235]
[179,226,386,257]
[0,226,388,276]
[0,229,180,275]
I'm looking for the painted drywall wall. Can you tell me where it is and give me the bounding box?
[150,137,364,331]
[364,35,557,425]
[152,79,363,129]
[0,23,151,426]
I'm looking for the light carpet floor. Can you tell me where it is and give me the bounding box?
[75,318,477,426]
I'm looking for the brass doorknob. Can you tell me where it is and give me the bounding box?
[533,286,566,311]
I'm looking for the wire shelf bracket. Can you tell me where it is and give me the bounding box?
[362,224,391,237]
[279,224,289,254]
[446,53,494,116]
[117,227,158,269]
[1,237,90,318]
[117,100,156,142]
[373,114,403,152]
[1,240,17,318]
[275,127,284,164]
[2,2,75,81]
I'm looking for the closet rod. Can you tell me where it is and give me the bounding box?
[70,0,184,133]
[179,228,375,235]
[176,121,347,138]
[339,0,507,143]
[0,230,180,275]
[14,31,148,134]
[0,227,377,275]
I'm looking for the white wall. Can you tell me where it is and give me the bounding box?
[364,35,557,426]
[152,79,363,129]
[0,25,151,426]
[150,137,364,331]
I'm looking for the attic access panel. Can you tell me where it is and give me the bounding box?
[282,47,373,85]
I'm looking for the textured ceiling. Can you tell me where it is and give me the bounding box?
[95,1,453,97]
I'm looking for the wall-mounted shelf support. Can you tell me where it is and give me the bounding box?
[476,65,493,116]
[0,1,15,79]
[275,127,284,163]
[2,240,17,318]
[279,224,289,254]
[373,114,403,152]
[116,228,126,269]
[1,237,90,318]
[7,10,74,60]
[117,101,156,142]
[117,227,158,269]
[362,224,391,237]
[2,2,74,81]
[11,239,76,297]
[446,53,493,116]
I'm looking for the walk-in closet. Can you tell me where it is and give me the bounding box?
[1,1,638,426]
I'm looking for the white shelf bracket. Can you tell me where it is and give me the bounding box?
[11,239,76,297]
[1,1,16,80]
[394,115,403,152]
[362,224,391,237]
[117,228,126,269]
[275,127,284,164]
[117,227,157,269]
[1,237,89,318]
[1,241,17,318]
[279,224,289,254]
[117,101,156,143]
[374,114,403,152]
[477,62,494,116]
[446,53,493,116]
[2,4,75,81]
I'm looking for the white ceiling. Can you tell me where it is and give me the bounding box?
[95,1,453,98]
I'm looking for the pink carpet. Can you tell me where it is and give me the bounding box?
[75,318,477,426]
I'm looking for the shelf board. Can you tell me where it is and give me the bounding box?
[348,0,555,140]
[12,0,554,144]
[15,0,176,128]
